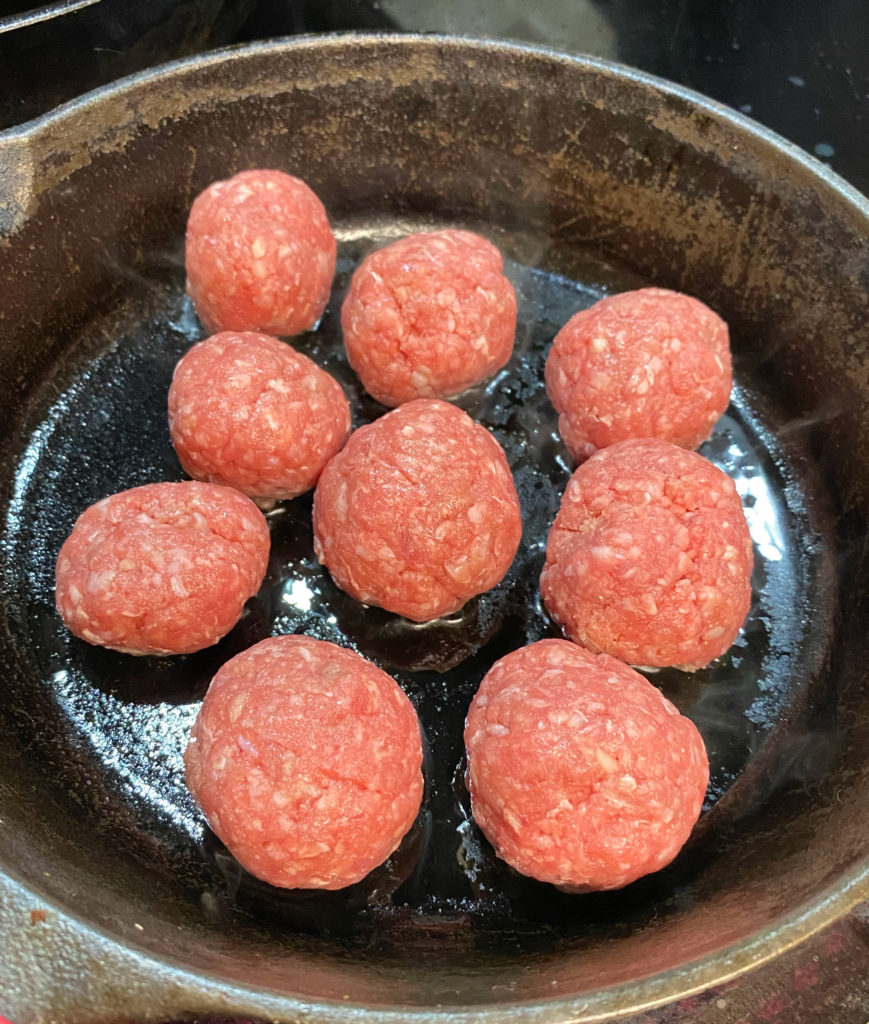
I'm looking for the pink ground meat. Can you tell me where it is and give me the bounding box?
[312,399,522,622]
[464,639,709,890]
[55,482,269,656]
[185,635,423,890]
[185,169,336,336]
[545,287,731,460]
[341,229,517,406]
[540,438,753,669]
[168,331,350,501]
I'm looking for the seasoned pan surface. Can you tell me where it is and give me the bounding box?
[0,34,867,1024]
[3,221,825,942]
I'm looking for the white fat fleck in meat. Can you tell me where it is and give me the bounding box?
[228,693,247,723]
[595,747,619,773]
[467,503,486,524]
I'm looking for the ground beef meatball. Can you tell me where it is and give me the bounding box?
[545,287,731,460]
[313,399,522,622]
[341,229,517,406]
[541,438,752,669]
[464,639,709,890]
[185,634,424,890]
[168,331,350,501]
[55,482,269,655]
[185,169,336,336]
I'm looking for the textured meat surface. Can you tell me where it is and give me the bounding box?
[168,331,350,500]
[464,639,709,890]
[341,229,517,406]
[185,169,336,336]
[313,399,522,622]
[545,287,731,460]
[541,438,753,669]
[185,635,424,890]
[55,482,269,655]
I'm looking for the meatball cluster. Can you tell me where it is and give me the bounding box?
[53,167,753,899]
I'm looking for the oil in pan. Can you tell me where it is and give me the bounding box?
[2,215,830,953]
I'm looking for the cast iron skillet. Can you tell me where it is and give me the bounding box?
[0,34,868,1024]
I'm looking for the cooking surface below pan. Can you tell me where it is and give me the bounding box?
[2,215,829,949]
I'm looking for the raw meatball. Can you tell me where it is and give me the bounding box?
[313,399,522,622]
[464,639,709,890]
[541,438,753,669]
[168,331,350,501]
[185,169,336,336]
[185,634,424,890]
[341,229,517,406]
[55,482,270,656]
[545,287,731,460]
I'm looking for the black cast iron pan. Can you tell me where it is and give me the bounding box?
[0,34,868,1024]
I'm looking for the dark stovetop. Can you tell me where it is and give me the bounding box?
[1,2,867,1023]
[3,0,864,197]
[241,0,869,197]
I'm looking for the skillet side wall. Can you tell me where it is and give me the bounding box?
[0,37,867,1018]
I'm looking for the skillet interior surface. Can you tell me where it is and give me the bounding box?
[0,34,868,1023]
